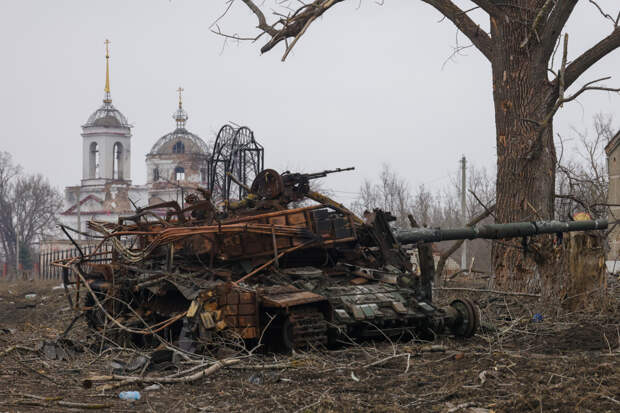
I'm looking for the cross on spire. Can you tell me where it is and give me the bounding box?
[177,86,184,108]
[174,86,188,129]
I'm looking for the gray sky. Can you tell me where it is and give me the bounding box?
[1,0,619,205]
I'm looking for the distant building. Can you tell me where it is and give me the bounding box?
[146,88,211,205]
[56,41,263,241]
[605,130,620,259]
[60,40,147,235]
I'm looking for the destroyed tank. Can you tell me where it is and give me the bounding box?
[60,168,608,352]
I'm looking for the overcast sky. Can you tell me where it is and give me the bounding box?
[1,0,619,205]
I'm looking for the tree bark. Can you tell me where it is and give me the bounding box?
[489,8,559,299]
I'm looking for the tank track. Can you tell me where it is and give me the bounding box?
[285,308,327,349]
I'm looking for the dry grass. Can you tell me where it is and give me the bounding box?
[0,279,618,412]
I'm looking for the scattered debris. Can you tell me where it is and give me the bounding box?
[0,280,617,411]
[118,391,141,401]
[248,373,263,385]
[143,384,162,392]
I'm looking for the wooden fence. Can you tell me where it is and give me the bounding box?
[38,244,114,280]
[0,244,114,281]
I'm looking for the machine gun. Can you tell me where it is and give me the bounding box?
[250,167,355,202]
[281,167,355,193]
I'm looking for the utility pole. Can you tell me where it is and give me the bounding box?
[76,187,82,241]
[460,156,467,270]
[15,223,20,279]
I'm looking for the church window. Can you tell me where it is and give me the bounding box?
[89,142,100,178]
[175,166,185,181]
[200,168,207,183]
[153,168,159,181]
[113,142,123,180]
[173,141,185,154]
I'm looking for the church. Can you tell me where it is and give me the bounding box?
[58,41,263,236]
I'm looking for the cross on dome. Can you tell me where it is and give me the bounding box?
[173,86,188,129]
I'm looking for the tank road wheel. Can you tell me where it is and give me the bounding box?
[281,316,295,352]
[281,307,327,352]
[449,298,479,338]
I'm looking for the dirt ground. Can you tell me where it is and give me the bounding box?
[0,279,618,413]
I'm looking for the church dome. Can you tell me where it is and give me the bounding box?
[148,88,209,155]
[84,100,130,128]
[149,127,210,155]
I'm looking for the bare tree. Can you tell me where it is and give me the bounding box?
[351,163,412,229]
[0,152,62,272]
[556,113,615,220]
[223,0,620,299]
[0,152,21,266]
[351,161,496,273]
[411,184,434,228]
[450,164,496,272]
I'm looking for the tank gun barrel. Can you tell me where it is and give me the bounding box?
[395,219,608,244]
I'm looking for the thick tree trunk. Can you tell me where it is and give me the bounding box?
[563,233,606,311]
[489,17,560,299]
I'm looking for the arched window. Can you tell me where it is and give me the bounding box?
[89,142,100,178]
[153,168,159,181]
[172,141,185,154]
[175,166,185,181]
[113,142,123,180]
[200,168,207,183]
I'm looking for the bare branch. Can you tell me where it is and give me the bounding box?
[210,0,236,30]
[422,0,493,60]
[558,33,568,107]
[240,0,279,36]
[469,0,504,18]
[539,0,578,59]
[211,24,265,42]
[542,76,620,137]
[559,77,620,105]
[561,27,620,90]
[521,0,556,48]
[588,0,620,28]
[260,0,346,57]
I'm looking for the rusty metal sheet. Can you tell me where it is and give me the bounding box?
[260,286,326,308]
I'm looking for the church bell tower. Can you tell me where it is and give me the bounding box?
[81,39,132,185]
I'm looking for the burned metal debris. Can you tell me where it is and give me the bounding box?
[54,167,607,352]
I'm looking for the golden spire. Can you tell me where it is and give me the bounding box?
[104,39,111,102]
[177,86,184,108]
[174,86,188,129]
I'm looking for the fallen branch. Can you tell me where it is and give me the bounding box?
[361,353,410,369]
[433,287,540,297]
[0,344,38,357]
[229,362,292,370]
[16,394,110,410]
[83,357,240,391]
[57,401,110,409]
